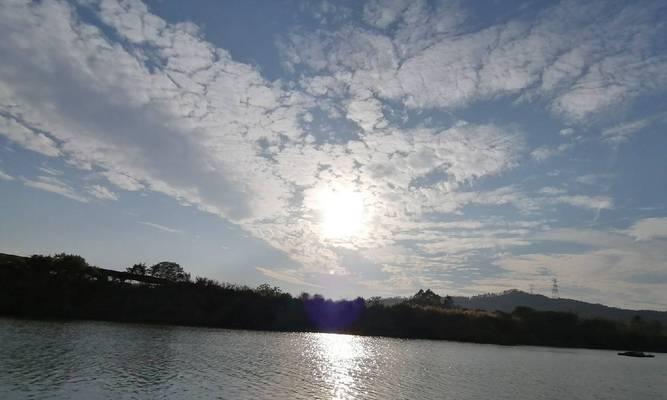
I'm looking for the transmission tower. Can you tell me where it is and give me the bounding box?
[551,278,560,299]
[529,284,535,294]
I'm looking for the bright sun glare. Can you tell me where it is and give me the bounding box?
[318,189,366,240]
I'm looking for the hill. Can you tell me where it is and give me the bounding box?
[452,290,667,324]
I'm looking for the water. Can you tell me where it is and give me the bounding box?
[0,318,664,400]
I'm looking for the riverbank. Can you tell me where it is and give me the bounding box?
[1,253,665,352]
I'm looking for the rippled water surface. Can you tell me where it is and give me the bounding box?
[1,318,665,399]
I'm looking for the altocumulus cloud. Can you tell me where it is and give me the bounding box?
[1,0,666,308]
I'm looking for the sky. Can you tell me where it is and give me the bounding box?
[1,0,666,310]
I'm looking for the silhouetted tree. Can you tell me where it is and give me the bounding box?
[195,277,221,288]
[35,253,89,280]
[256,283,282,296]
[299,292,311,301]
[367,296,383,307]
[149,261,190,282]
[126,263,147,275]
[410,289,442,307]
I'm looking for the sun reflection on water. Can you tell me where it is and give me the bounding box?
[314,333,369,400]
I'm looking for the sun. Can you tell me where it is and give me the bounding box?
[318,189,366,240]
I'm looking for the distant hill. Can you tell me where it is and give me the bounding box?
[452,290,667,324]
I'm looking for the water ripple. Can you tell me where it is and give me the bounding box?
[1,318,665,400]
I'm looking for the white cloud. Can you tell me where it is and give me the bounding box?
[552,55,667,121]
[395,28,493,108]
[362,0,411,29]
[550,195,613,210]
[627,218,667,241]
[602,113,666,143]
[38,166,64,176]
[256,267,323,289]
[102,171,144,191]
[345,91,386,132]
[540,46,589,94]
[0,115,60,157]
[21,175,88,203]
[413,124,525,184]
[537,187,566,195]
[530,146,557,161]
[0,0,305,223]
[417,237,531,255]
[575,174,613,186]
[284,1,667,122]
[433,185,614,214]
[86,184,118,201]
[0,168,14,181]
[138,221,183,234]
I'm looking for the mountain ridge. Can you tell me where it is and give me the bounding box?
[452,290,667,324]
[379,289,667,323]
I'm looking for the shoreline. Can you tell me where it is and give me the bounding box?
[2,315,663,354]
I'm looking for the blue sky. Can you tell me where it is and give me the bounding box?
[1,0,666,309]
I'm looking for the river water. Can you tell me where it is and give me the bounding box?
[0,318,664,399]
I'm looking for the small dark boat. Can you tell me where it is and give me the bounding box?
[618,351,655,358]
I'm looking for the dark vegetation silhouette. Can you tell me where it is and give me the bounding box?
[451,290,667,324]
[0,253,665,352]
